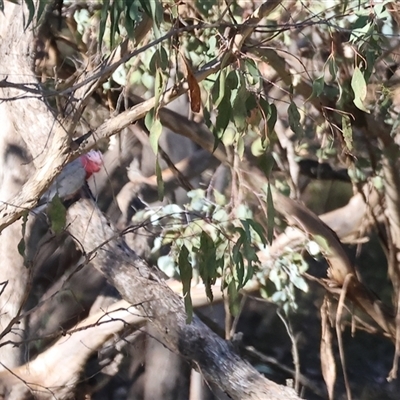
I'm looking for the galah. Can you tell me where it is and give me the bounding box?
[39,150,103,205]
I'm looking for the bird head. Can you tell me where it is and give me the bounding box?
[80,150,103,178]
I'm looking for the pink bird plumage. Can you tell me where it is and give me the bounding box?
[39,150,103,205]
[80,150,103,178]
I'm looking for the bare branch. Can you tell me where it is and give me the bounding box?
[65,196,300,400]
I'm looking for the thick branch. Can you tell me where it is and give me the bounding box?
[65,197,300,400]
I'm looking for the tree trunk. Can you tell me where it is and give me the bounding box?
[0,121,31,368]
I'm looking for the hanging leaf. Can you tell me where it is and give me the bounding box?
[246,219,267,246]
[23,0,35,29]
[35,0,47,23]
[144,108,155,131]
[288,101,304,136]
[17,212,29,259]
[245,59,261,86]
[258,97,274,144]
[225,69,239,90]
[232,232,245,287]
[159,46,169,71]
[291,274,308,292]
[139,0,163,38]
[267,103,277,136]
[178,245,193,324]
[213,94,232,141]
[149,47,169,73]
[155,157,164,201]
[231,73,249,133]
[99,0,110,45]
[154,68,164,113]
[342,114,353,150]
[228,279,240,316]
[149,119,163,155]
[198,231,217,301]
[48,195,67,234]
[109,0,123,49]
[351,67,369,113]
[180,53,201,113]
[213,69,227,108]
[311,75,325,99]
[266,183,275,244]
[236,136,245,159]
[124,11,135,40]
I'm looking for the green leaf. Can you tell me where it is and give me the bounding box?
[291,274,308,292]
[213,69,227,108]
[154,68,164,112]
[351,67,369,113]
[36,0,47,23]
[236,136,245,159]
[342,114,353,150]
[313,234,330,255]
[128,0,139,20]
[48,195,67,234]
[159,46,169,71]
[178,245,193,324]
[139,0,163,38]
[124,12,135,40]
[155,157,164,201]
[149,47,169,74]
[259,97,276,144]
[259,97,270,120]
[149,118,162,155]
[109,0,123,48]
[225,70,239,90]
[144,107,155,130]
[267,103,277,136]
[245,93,257,115]
[213,94,232,141]
[23,0,35,29]
[311,75,325,98]
[228,279,240,316]
[245,59,260,85]
[198,231,217,301]
[246,219,267,246]
[232,231,245,286]
[232,233,245,287]
[17,212,29,258]
[99,0,110,45]
[288,101,304,136]
[261,152,275,177]
[231,74,249,133]
[240,220,252,242]
[266,183,275,244]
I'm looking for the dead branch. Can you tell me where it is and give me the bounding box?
[64,196,300,400]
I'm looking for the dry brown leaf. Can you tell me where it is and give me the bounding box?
[180,53,201,113]
[321,297,336,400]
